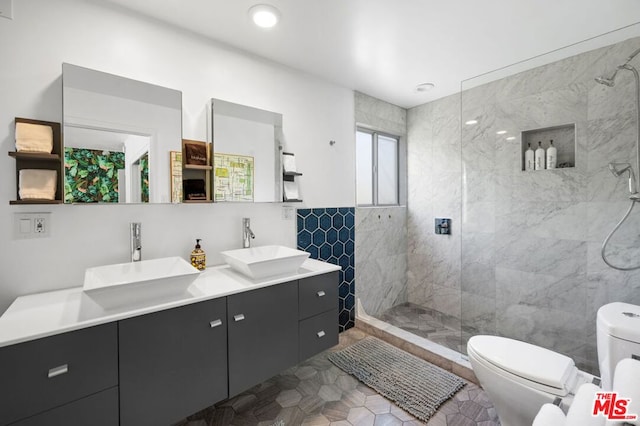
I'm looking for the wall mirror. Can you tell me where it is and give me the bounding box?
[211,98,282,203]
[62,63,182,203]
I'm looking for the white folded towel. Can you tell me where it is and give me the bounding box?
[15,122,53,153]
[566,383,605,426]
[19,169,57,200]
[532,403,566,426]
[607,358,640,425]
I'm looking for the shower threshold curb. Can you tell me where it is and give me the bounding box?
[355,302,479,385]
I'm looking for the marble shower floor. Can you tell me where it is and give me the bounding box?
[376,303,465,354]
[175,327,499,426]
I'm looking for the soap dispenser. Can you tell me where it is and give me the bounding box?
[546,139,557,169]
[525,142,535,171]
[190,239,206,271]
[535,141,545,170]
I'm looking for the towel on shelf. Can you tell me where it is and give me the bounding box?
[565,383,605,426]
[532,403,566,426]
[608,358,640,425]
[19,169,57,200]
[15,122,53,153]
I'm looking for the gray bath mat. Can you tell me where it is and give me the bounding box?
[328,336,465,422]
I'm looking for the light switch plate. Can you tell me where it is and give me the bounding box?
[0,0,13,20]
[282,206,295,220]
[14,212,51,239]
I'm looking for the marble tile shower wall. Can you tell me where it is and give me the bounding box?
[355,207,408,316]
[407,94,462,320]
[457,36,640,374]
[297,208,355,331]
[354,92,409,317]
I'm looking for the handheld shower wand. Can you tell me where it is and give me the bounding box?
[608,162,638,195]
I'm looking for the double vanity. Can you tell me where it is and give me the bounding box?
[0,252,340,426]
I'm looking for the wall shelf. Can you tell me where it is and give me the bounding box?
[182,139,213,202]
[184,164,213,171]
[521,123,576,171]
[282,152,302,202]
[9,118,63,205]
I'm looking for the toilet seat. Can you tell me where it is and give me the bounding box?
[468,335,578,397]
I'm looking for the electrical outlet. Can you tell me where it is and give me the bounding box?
[14,212,51,239]
[0,0,14,20]
[34,218,46,233]
[282,206,295,220]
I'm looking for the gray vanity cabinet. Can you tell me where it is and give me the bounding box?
[227,280,298,397]
[298,271,339,361]
[118,297,228,426]
[0,323,118,426]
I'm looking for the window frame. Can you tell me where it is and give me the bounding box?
[356,127,400,207]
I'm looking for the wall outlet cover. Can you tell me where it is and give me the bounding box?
[14,212,51,239]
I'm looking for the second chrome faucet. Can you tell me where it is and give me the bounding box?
[130,222,142,262]
[242,218,255,248]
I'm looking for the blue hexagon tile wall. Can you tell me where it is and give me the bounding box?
[297,208,355,331]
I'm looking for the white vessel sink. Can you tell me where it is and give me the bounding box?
[221,245,310,280]
[83,256,200,310]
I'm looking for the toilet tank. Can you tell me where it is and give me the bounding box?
[597,302,640,390]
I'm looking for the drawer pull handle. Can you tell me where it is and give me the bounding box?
[48,364,68,379]
[234,314,245,322]
[210,319,223,328]
[317,330,326,338]
[317,291,326,297]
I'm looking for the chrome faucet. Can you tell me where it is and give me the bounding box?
[242,218,255,248]
[130,222,142,262]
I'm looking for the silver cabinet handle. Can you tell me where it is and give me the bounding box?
[317,330,326,338]
[210,319,223,328]
[48,364,68,379]
[234,314,245,322]
[317,290,326,297]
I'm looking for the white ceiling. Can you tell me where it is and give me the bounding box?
[98,0,640,108]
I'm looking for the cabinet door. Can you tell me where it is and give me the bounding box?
[9,387,119,426]
[299,309,339,361]
[227,281,298,397]
[119,298,228,426]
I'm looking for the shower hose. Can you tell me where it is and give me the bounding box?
[601,199,640,270]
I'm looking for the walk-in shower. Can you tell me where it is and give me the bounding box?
[597,47,640,270]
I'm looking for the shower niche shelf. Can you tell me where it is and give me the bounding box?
[521,123,575,171]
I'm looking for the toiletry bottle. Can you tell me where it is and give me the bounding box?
[535,141,545,170]
[525,142,535,171]
[190,239,206,271]
[546,139,557,169]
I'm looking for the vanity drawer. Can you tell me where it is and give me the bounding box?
[9,387,119,426]
[299,309,339,361]
[299,271,339,320]
[0,323,118,425]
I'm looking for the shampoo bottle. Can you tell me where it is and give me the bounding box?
[535,141,545,170]
[546,139,557,169]
[190,239,206,271]
[525,143,535,171]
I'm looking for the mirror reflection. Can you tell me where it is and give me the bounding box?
[62,63,182,203]
[211,99,282,203]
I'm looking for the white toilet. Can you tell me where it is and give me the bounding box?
[467,302,640,426]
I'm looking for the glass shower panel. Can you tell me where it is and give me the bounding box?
[460,27,640,373]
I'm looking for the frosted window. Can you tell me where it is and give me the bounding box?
[377,135,398,205]
[356,130,373,205]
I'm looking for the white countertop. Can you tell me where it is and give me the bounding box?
[0,259,340,348]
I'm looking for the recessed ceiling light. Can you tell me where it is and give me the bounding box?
[496,130,507,135]
[506,136,516,141]
[249,4,281,28]
[465,120,478,125]
[415,82,435,93]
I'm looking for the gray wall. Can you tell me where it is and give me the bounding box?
[407,94,462,320]
[354,92,408,317]
[407,36,640,374]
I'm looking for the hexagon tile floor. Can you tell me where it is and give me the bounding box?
[175,328,500,426]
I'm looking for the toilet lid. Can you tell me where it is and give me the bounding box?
[468,335,575,390]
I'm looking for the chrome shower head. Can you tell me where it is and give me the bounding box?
[609,162,632,177]
[609,162,638,194]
